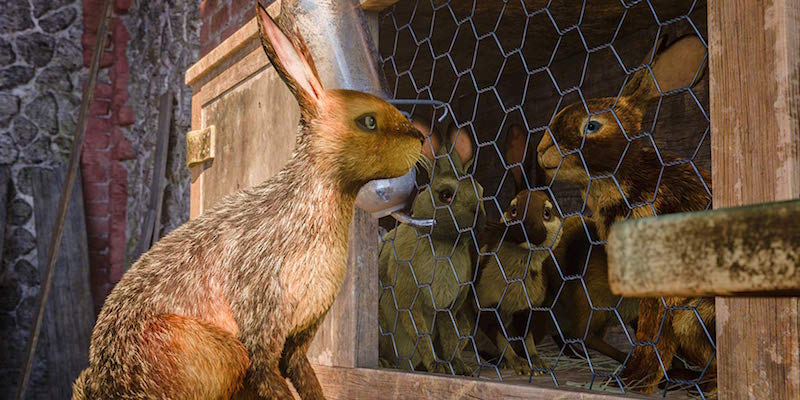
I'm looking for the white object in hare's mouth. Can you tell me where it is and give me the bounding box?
[355,169,435,227]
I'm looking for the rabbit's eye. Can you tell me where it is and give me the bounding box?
[439,189,453,204]
[510,206,518,218]
[543,207,552,221]
[356,114,378,131]
[584,120,602,134]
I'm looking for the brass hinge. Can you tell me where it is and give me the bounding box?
[186,126,216,167]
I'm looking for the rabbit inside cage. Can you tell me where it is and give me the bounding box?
[376,1,716,398]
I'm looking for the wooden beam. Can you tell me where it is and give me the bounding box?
[708,0,800,399]
[312,365,634,400]
[359,0,399,11]
[607,199,800,297]
[30,167,95,397]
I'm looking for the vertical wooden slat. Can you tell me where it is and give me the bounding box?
[708,0,800,398]
[31,167,95,398]
[189,85,204,219]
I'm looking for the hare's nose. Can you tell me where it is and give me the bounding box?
[537,132,553,154]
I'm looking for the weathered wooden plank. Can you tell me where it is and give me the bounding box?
[708,0,800,398]
[30,166,94,399]
[150,91,173,245]
[311,365,636,400]
[137,91,173,258]
[360,0,400,11]
[607,199,800,297]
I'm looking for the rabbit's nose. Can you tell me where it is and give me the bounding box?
[411,127,425,143]
[537,133,553,154]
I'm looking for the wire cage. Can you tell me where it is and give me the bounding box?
[376,0,715,398]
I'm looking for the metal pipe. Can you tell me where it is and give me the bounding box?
[280,0,431,226]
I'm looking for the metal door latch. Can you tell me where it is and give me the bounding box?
[186,126,216,167]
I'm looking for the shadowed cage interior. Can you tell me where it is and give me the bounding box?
[377,0,714,398]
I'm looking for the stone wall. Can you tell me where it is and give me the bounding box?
[121,0,200,266]
[0,0,85,397]
[0,0,201,395]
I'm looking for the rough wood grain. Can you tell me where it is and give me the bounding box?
[137,91,173,258]
[607,199,800,297]
[311,365,637,400]
[708,0,800,398]
[31,166,95,399]
[199,64,300,209]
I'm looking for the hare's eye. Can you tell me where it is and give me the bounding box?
[509,206,518,218]
[543,207,552,221]
[584,120,602,134]
[356,114,378,131]
[439,189,453,204]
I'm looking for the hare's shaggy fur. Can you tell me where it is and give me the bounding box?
[73,4,422,399]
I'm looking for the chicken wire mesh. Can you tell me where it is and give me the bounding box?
[376,0,714,398]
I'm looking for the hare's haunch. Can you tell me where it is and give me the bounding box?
[73,4,423,399]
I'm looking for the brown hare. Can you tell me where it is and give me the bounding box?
[536,35,715,394]
[72,3,423,400]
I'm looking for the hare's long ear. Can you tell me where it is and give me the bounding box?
[622,35,707,102]
[448,124,476,172]
[413,117,439,174]
[256,3,324,115]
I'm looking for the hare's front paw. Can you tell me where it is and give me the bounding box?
[528,354,551,376]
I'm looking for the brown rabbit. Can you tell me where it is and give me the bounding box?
[536,35,715,394]
[72,4,423,400]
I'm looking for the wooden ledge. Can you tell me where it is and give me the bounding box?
[607,199,800,297]
[312,365,634,400]
[185,0,398,87]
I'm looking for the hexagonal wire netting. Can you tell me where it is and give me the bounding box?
[376,0,714,398]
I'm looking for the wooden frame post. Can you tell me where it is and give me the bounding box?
[708,0,800,398]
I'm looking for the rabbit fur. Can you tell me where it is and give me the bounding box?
[73,4,424,399]
[536,35,715,394]
[378,117,485,375]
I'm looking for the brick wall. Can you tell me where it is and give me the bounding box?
[80,0,135,312]
[200,0,264,56]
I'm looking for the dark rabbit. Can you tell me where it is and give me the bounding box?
[473,125,638,376]
[379,117,485,375]
[472,188,562,375]
[73,4,423,399]
[503,124,639,365]
[536,35,715,394]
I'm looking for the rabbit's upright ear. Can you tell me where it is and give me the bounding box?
[448,124,476,172]
[504,124,528,190]
[623,35,707,102]
[413,117,439,173]
[256,3,324,115]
